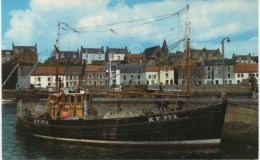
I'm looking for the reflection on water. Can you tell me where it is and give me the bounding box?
[2,102,258,159]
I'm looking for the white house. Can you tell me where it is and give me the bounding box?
[30,66,66,89]
[81,46,105,64]
[106,47,128,62]
[234,63,258,84]
[159,66,174,85]
[145,66,159,85]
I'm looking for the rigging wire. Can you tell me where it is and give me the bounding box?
[75,5,188,30]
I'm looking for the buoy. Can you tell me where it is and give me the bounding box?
[61,111,69,119]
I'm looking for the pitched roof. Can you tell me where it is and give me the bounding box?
[33,66,66,76]
[204,59,234,66]
[66,66,82,75]
[234,63,258,73]
[232,53,254,60]
[119,64,144,73]
[125,54,143,59]
[106,47,128,54]
[86,65,106,72]
[2,50,13,55]
[60,50,79,59]
[143,45,161,58]
[145,66,158,72]
[81,47,104,54]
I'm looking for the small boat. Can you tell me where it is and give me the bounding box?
[16,5,227,146]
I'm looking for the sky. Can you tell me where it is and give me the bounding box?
[1,0,259,62]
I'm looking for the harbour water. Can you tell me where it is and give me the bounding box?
[2,102,258,159]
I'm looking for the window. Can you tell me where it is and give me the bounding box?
[228,74,231,78]
[112,72,116,78]
[38,77,41,82]
[153,75,156,79]
[228,66,230,71]
[166,80,169,84]
[123,75,126,80]
[71,96,75,103]
[88,74,92,79]
[165,73,169,78]
[138,75,141,79]
[148,75,151,79]
[48,77,51,81]
[65,96,69,102]
[238,74,240,78]
[99,74,103,79]
[241,74,244,78]
[70,75,72,80]
[99,81,103,85]
[77,96,81,102]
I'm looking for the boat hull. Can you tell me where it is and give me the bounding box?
[19,101,227,146]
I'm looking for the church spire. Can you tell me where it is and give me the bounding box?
[162,38,168,53]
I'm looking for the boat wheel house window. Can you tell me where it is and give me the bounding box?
[71,96,75,103]
[77,96,81,103]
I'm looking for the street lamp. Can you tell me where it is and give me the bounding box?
[221,37,231,99]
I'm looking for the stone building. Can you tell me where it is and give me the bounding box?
[232,53,256,64]
[174,60,204,86]
[12,43,38,64]
[204,59,235,85]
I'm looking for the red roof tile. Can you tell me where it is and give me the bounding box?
[234,63,258,73]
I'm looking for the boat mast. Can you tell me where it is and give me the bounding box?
[185,5,191,97]
[54,45,61,94]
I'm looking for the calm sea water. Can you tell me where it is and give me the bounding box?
[2,102,258,159]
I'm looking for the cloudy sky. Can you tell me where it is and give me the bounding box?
[2,0,258,62]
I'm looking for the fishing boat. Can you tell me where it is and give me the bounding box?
[16,5,227,146]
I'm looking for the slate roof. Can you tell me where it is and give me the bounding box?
[12,43,37,54]
[119,64,145,73]
[143,45,161,58]
[232,53,254,60]
[81,46,104,54]
[106,47,128,54]
[66,66,82,75]
[191,48,221,56]
[204,59,234,66]
[60,51,79,59]
[2,50,13,55]
[234,63,258,73]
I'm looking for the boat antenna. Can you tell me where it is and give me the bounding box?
[185,5,191,97]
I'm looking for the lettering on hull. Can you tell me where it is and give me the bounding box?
[33,119,49,125]
[148,114,178,122]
